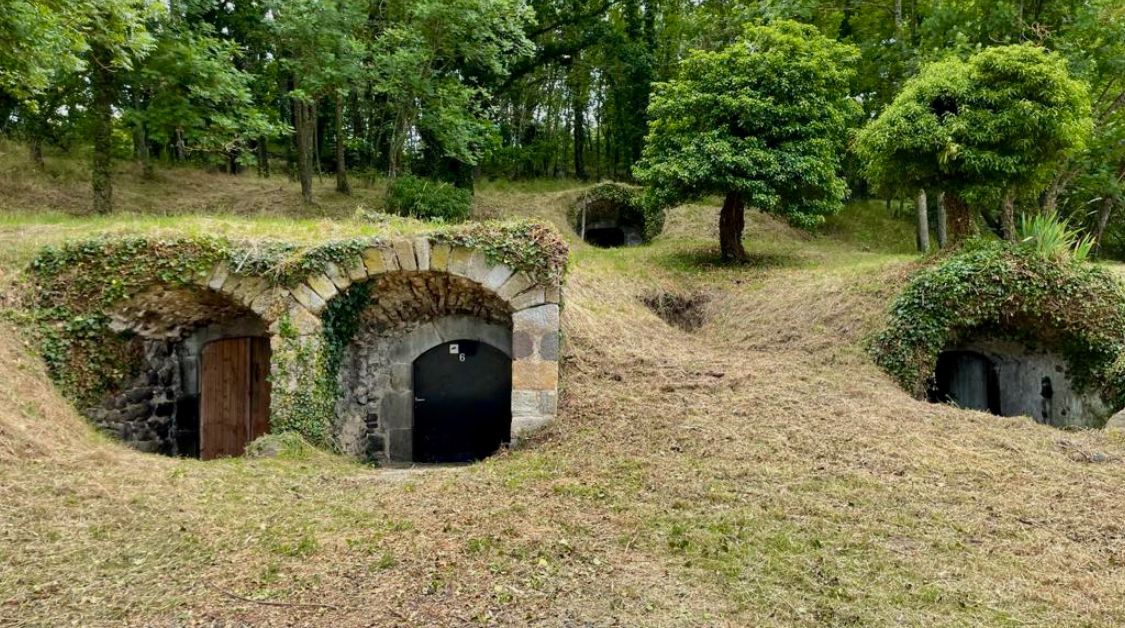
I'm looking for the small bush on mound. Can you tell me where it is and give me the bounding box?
[871,240,1125,407]
[385,175,473,222]
[569,182,665,243]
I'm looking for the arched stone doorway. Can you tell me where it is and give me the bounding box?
[97,284,273,457]
[413,339,512,462]
[333,271,515,462]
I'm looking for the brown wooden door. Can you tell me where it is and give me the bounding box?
[200,337,271,460]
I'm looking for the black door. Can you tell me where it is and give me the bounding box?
[413,339,512,463]
[930,351,1001,414]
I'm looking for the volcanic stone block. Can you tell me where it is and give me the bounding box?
[306,273,339,302]
[362,247,386,274]
[381,391,413,429]
[324,262,352,291]
[497,272,535,301]
[394,240,418,272]
[291,283,326,313]
[513,360,559,391]
[413,237,432,271]
[206,262,230,291]
[513,304,559,335]
[346,255,368,281]
[483,263,515,291]
[539,332,559,361]
[430,243,452,271]
[511,287,547,310]
[513,331,535,359]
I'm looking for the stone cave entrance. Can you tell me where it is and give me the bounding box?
[930,351,1001,415]
[101,284,273,458]
[928,340,1110,428]
[412,339,512,463]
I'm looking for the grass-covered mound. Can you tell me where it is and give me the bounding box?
[871,241,1125,408]
[22,220,568,413]
[567,182,665,243]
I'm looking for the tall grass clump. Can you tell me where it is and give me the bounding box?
[1018,211,1095,262]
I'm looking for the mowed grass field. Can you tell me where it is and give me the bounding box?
[2,143,1125,627]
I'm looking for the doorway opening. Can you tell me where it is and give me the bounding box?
[188,336,271,460]
[584,226,627,248]
[929,350,1001,414]
[412,339,512,463]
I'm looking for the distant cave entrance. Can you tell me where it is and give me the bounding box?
[571,183,645,248]
[579,222,642,248]
[584,226,628,248]
[929,350,1001,415]
[412,339,512,463]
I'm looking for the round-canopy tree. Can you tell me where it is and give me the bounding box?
[855,44,1092,244]
[634,20,858,262]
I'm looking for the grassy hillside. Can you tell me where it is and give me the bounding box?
[2,151,1125,627]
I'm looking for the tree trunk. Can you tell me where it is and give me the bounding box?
[944,192,975,244]
[935,191,948,248]
[1042,172,1062,215]
[1000,189,1017,241]
[573,88,586,180]
[133,91,153,180]
[257,136,270,178]
[29,137,44,168]
[915,189,930,253]
[294,99,314,204]
[719,191,748,262]
[91,43,114,214]
[1094,196,1114,251]
[335,95,350,194]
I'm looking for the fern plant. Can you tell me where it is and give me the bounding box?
[1017,211,1096,262]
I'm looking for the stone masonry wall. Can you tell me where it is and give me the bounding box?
[84,340,181,454]
[100,236,564,461]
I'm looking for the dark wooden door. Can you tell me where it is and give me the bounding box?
[200,337,271,460]
[413,340,511,463]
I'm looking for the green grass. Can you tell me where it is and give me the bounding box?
[4,148,1124,626]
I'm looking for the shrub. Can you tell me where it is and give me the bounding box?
[385,175,473,222]
[870,240,1125,407]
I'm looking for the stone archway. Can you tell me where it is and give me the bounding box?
[92,283,276,457]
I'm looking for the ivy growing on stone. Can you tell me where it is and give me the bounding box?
[870,240,1125,408]
[22,220,567,438]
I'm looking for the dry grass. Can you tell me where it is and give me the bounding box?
[2,158,1125,626]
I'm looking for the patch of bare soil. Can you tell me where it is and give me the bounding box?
[641,291,711,332]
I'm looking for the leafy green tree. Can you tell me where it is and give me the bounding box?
[372,0,533,187]
[125,10,279,179]
[84,0,160,214]
[268,0,367,204]
[0,0,86,101]
[855,44,1092,243]
[634,20,858,262]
